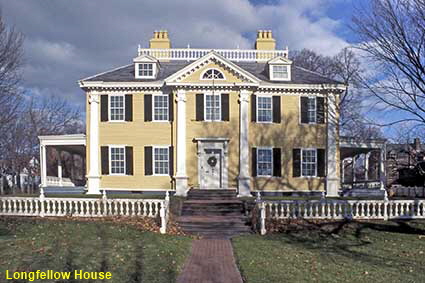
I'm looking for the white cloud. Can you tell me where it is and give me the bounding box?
[0,0,350,108]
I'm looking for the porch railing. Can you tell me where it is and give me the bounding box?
[341,181,382,190]
[46,176,75,187]
[0,191,170,234]
[257,199,425,235]
[137,47,289,62]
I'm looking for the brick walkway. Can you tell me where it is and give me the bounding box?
[176,239,244,283]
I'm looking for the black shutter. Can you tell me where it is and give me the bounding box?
[101,146,109,175]
[300,97,309,124]
[316,97,325,124]
[169,146,174,176]
[252,147,257,177]
[273,148,282,177]
[196,94,204,121]
[100,95,108,122]
[125,94,133,121]
[169,93,174,121]
[144,94,152,121]
[293,148,301,177]
[125,146,133,175]
[221,93,229,121]
[251,94,257,122]
[144,146,153,175]
[317,149,326,177]
[272,96,281,123]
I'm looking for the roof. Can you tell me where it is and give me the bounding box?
[82,61,343,85]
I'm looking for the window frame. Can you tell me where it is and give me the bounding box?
[269,64,291,81]
[204,92,222,122]
[200,68,226,81]
[307,97,317,124]
[152,94,169,122]
[109,145,126,176]
[135,63,156,79]
[256,147,273,177]
[256,95,273,123]
[108,94,125,122]
[300,148,317,177]
[152,146,170,176]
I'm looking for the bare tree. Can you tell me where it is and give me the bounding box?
[351,0,425,131]
[291,48,383,138]
[0,12,23,131]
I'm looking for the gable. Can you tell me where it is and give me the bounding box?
[268,56,292,65]
[164,51,260,85]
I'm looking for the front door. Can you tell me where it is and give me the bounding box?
[201,148,222,189]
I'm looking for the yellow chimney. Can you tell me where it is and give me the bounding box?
[255,30,276,50]
[149,30,171,49]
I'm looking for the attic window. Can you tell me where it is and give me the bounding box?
[272,65,289,80]
[201,69,225,80]
[138,63,154,78]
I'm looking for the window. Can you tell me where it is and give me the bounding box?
[154,147,169,175]
[202,69,225,80]
[138,63,154,77]
[301,149,317,177]
[272,65,289,80]
[110,95,125,121]
[257,148,273,176]
[153,95,169,121]
[110,147,125,175]
[307,97,316,123]
[205,94,221,121]
[257,96,272,122]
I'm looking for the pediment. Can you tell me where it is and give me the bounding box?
[133,54,158,63]
[164,51,260,84]
[268,56,292,65]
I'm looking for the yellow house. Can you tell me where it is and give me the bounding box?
[72,30,346,197]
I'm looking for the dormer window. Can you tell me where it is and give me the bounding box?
[133,54,158,79]
[272,65,289,80]
[268,56,292,81]
[138,63,154,77]
[201,69,225,80]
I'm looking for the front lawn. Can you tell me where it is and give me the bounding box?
[0,217,192,283]
[233,220,425,283]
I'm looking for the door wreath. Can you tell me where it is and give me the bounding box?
[207,156,218,167]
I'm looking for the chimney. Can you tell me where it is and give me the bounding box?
[413,138,421,151]
[255,30,276,50]
[149,30,171,49]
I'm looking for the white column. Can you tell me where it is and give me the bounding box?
[174,89,189,196]
[237,89,251,197]
[364,152,370,181]
[87,92,101,194]
[379,145,386,190]
[326,92,340,197]
[57,152,63,187]
[40,144,47,188]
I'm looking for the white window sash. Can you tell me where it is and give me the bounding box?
[109,146,126,175]
[204,93,222,121]
[256,95,273,123]
[152,94,169,122]
[108,94,125,122]
[256,147,273,177]
[308,97,317,124]
[153,146,170,176]
[300,148,317,177]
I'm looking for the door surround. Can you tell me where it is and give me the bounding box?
[194,137,229,190]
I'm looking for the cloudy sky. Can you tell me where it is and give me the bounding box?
[1,0,363,109]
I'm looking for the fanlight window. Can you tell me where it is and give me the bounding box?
[202,69,225,80]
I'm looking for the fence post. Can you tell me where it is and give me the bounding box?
[39,187,45,217]
[383,190,389,221]
[165,191,170,223]
[260,201,266,235]
[160,201,166,234]
[102,190,108,216]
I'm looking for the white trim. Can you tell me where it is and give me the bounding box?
[152,146,170,176]
[152,93,169,122]
[109,145,126,176]
[135,62,157,79]
[101,187,171,191]
[256,147,273,177]
[299,96,318,125]
[300,148,318,178]
[256,95,273,123]
[108,94,125,122]
[200,68,226,81]
[39,134,86,146]
[203,91,222,121]
[269,64,291,81]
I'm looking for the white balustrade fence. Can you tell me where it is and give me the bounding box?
[138,47,289,62]
[0,195,170,234]
[257,199,425,235]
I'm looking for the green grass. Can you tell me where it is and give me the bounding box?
[0,217,192,283]
[233,220,425,283]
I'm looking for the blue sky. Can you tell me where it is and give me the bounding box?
[2,0,404,137]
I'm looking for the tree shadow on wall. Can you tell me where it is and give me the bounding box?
[190,113,325,192]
